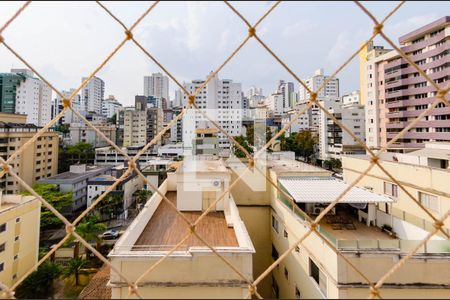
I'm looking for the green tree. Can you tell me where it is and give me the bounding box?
[21,184,72,230]
[63,258,88,286]
[295,131,317,162]
[108,113,117,125]
[76,219,106,254]
[134,190,152,208]
[58,142,95,173]
[15,262,61,299]
[233,135,253,158]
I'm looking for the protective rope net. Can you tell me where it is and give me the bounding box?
[0,1,449,299]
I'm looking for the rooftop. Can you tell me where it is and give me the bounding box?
[267,158,331,175]
[38,165,111,184]
[0,194,38,214]
[181,159,228,173]
[279,176,393,204]
[134,191,238,248]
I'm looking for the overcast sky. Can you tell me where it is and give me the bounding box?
[0,1,447,106]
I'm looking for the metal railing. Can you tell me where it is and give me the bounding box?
[0,1,449,299]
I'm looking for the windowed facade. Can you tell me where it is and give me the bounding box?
[309,258,327,297]
[384,181,399,198]
[419,192,439,213]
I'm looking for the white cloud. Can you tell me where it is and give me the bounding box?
[281,20,317,37]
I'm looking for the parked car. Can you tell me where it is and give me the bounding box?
[101,229,119,240]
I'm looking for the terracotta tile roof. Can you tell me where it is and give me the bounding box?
[78,264,111,299]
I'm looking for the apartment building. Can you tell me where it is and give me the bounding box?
[179,73,243,151]
[108,159,254,298]
[52,88,82,125]
[38,164,112,213]
[95,146,158,165]
[87,164,143,216]
[120,98,163,148]
[101,95,122,119]
[318,99,366,160]
[144,73,169,100]
[192,128,219,156]
[225,154,450,298]
[281,105,312,136]
[0,69,51,127]
[363,16,450,151]
[0,194,40,287]
[0,113,59,194]
[265,93,285,115]
[81,76,105,115]
[69,122,116,148]
[341,90,361,106]
[298,69,340,130]
[342,142,450,235]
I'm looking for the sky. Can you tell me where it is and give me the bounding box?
[0,1,448,106]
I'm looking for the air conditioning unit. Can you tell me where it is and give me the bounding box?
[212,180,221,187]
[314,207,324,215]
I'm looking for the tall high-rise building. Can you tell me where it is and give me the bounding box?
[363,16,450,151]
[0,69,51,126]
[179,72,243,151]
[81,76,105,115]
[276,80,295,109]
[298,69,340,129]
[53,88,82,124]
[144,73,169,100]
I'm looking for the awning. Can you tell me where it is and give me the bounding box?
[278,176,394,204]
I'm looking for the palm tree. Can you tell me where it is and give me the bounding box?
[76,220,107,257]
[63,258,87,286]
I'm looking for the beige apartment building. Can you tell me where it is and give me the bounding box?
[229,155,450,299]
[0,113,59,194]
[108,158,254,299]
[0,194,40,287]
[342,142,450,236]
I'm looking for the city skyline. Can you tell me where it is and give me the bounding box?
[0,1,449,105]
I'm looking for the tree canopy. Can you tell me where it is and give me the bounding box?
[58,142,95,173]
[15,262,61,299]
[21,184,72,230]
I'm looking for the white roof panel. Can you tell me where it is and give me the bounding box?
[279,176,393,204]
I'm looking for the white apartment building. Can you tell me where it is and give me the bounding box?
[95,146,158,165]
[11,69,51,127]
[265,93,284,115]
[246,86,265,107]
[318,99,365,160]
[341,90,361,106]
[53,88,81,124]
[298,69,340,129]
[179,73,243,151]
[281,106,311,136]
[81,76,105,115]
[144,73,169,100]
[101,95,122,118]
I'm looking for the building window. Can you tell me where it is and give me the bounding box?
[271,244,279,261]
[419,192,439,213]
[0,263,4,272]
[284,267,289,280]
[295,245,301,253]
[15,217,20,223]
[295,286,301,299]
[383,182,398,198]
[0,243,5,253]
[0,224,6,233]
[271,275,280,299]
[14,236,19,242]
[14,255,18,260]
[272,215,279,234]
[283,229,289,238]
[309,258,327,296]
